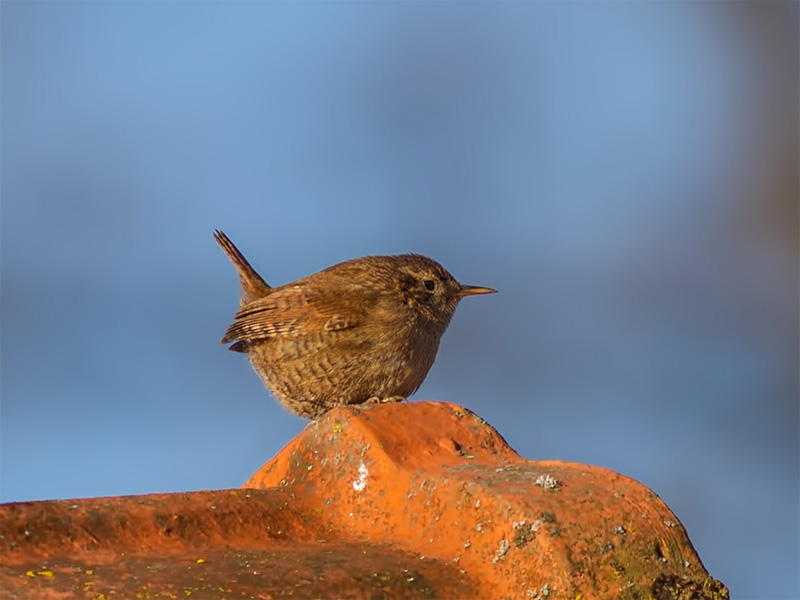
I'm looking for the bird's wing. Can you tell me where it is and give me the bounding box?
[221,281,372,346]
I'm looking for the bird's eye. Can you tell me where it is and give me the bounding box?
[423,280,436,291]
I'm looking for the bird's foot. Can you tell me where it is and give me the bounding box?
[364,396,407,405]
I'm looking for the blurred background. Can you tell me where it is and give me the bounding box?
[1,2,797,598]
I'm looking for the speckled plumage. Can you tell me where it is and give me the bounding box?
[215,230,496,418]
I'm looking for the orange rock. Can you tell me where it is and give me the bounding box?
[0,400,727,599]
[245,401,728,600]
[0,489,473,598]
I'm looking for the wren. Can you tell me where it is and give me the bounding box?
[214,230,496,418]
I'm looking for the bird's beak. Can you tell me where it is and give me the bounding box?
[458,285,497,297]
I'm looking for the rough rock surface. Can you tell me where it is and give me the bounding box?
[0,400,727,599]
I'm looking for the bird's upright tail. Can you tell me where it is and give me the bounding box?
[214,230,272,305]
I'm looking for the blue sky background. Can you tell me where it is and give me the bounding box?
[1,2,797,598]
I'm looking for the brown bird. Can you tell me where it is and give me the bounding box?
[214,230,496,418]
